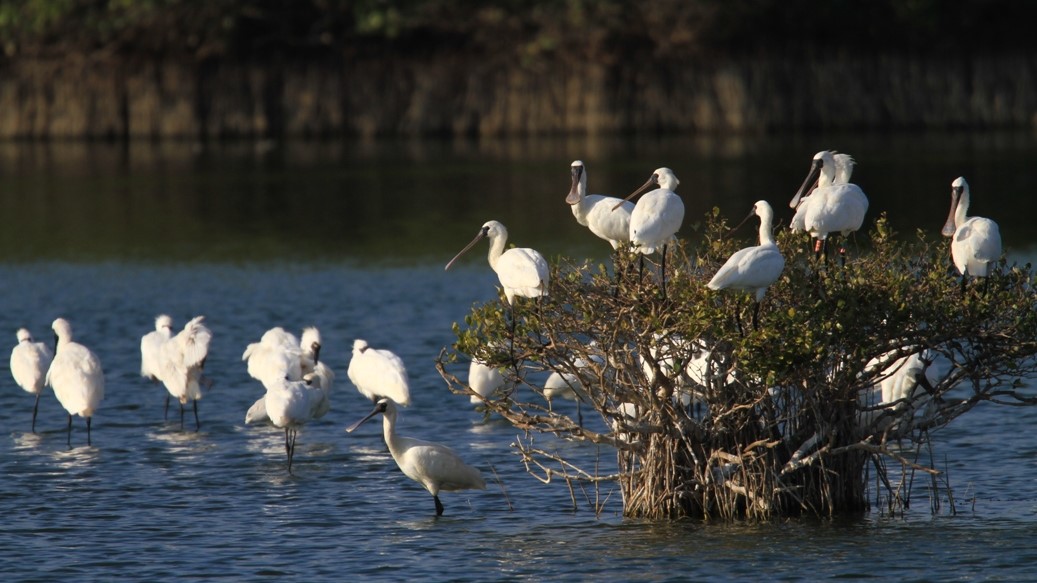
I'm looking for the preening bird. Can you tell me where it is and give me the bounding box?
[566,160,634,249]
[244,326,333,424]
[942,176,1002,278]
[248,371,329,474]
[789,150,868,263]
[157,316,212,431]
[347,339,411,406]
[10,328,54,432]
[140,314,174,418]
[347,398,486,516]
[613,167,684,298]
[46,318,105,446]
[445,220,549,306]
[707,200,785,331]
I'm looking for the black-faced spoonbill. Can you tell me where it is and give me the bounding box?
[613,168,684,299]
[347,339,411,406]
[245,326,334,424]
[942,176,1002,278]
[46,318,105,447]
[788,150,868,264]
[445,220,549,307]
[10,328,54,432]
[251,371,329,474]
[140,315,174,418]
[157,316,213,431]
[566,160,634,250]
[347,398,486,516]
[707,201,785,332]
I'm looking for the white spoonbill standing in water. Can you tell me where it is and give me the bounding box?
[46,318,105,446]
[347,339,411,407]
[347,398,486,516]
[566,160,634,250]
[140,315,174,418]
[707,200,785,332]
[248,371,330,474]
[157,315,213,431]
[613,167,684,299]
[788,150,868,264]
[942,176,1001,278]
[10,328,54,432]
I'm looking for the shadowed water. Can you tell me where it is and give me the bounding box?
[1,133,1037,581]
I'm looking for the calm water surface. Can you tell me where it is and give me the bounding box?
[1,133,1037,581]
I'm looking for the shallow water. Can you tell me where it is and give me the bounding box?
[2,133,1037,581]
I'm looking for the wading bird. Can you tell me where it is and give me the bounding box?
[10,328,54,432]
[158,316,213,431]
[942,176,1002,278]
[244,326,334,424]
[347,339,411,406]
[566,160,634,250]
[613,167,684,298]
[46,318,105,446]
[347,398,486,516]
[140,315,174,418]
[249,371,329,474]
[707,201,785,332]
[789,150,868,264]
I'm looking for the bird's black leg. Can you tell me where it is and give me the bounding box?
[67,414,73,447]
[752,301,761,331]
[179,403,185,432]
[193,400,201,432]
[31,393,40,433]
[434,494,445,516]
[164,395,170,420]
[86,416,92,446]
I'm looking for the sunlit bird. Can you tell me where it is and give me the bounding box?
[707,200,785,331]
[347,398,486,516]
[613,167,684,298]
[445,220,549,306]
[347,339,411,406]
[244,326,333,424]
[566,160,634,249]
[942,176,1002,277]
[468,358,506,405]
[10,328,54,432]
[789,150,868,263]
[249,371,329,474]
[140,314,174,418]
[46,318,105,446]
[157,315,213,431]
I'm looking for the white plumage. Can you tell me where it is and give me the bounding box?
[445,220,549,306]
[249,371,330,473]
[566,160,634,249]
[244,326,333,424]
[620,167,684,256]
[46,318,105,446]
[942,176,1002,277]
[467,358,506,405]
[708,201,785,330]
[347,339,411,406]
[347,398,486,516]
[789,151,868,259]
[10,328,54,432]
[158,315,213,430]
[140,314,173,383]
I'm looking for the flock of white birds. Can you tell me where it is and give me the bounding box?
[7,151,1002,515]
